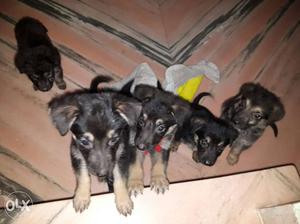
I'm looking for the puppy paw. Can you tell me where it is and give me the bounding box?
[227,153,239,165]
[150,175,169,194]
[128,178,144,197]
[170,141,180,152]
[57,80,66,90]
[73,189,90,213]
[115,195,133,216]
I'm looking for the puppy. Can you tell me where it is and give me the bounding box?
[15,17,66,91]
[49,90,141,216]
[126,84,192,195]
[174,93,238,166]
[221,82,285,165]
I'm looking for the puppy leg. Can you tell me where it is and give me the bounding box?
[227,147,242,165]
[54,66,66,89]
[170,140,180,152]
[128,150,144,197]
[71,147,91,212]
[113,164,133,216]
[150,150,170,194]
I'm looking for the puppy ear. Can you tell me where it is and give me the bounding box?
[171,104,190,124]
[239,82,257,94]
[190,117,206,132]
[269,101,285,123]
[48,97,79,136]
[270,123,278,137]
[133,85,155,102]
[115,101,142,126]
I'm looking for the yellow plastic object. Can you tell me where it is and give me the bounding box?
[176,75,204,102]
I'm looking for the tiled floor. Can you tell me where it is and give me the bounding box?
[0,0,299,204]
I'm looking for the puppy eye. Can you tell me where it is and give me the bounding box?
[138,118,145,127]
[253,112,263,120]
[199,139,208,148]
[79,137,92,148]
[142,97,151,103]
[156,124,166,134]
[217,142,224,147]
[108,136,119,146]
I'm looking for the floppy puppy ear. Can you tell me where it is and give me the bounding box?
[239,82,258,94]
[190,117,206,132]
[115,101,142,126]
[48,97,79,136]
[269,101,285,123]
[268,101,285,137]
[270,123,278,137]
[133,85,155,102]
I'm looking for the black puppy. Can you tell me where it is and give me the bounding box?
[221,82,285,165]
[15,17,66,91]
[49,90,141,216]
[177,93,238,166]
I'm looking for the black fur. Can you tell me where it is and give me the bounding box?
[15,17,66,91]
[177,95,238,166]
[221,82,285,165]
[48,88,141,215]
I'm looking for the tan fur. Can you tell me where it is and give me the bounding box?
[128,151,144,196]
[113,165,133,216]
[150,152,169,194]
[73,166,91,213]
[107,130,115,138]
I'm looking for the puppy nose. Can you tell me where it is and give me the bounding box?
[204,160,213,166]
[137,144,145,151]
[233,119,239,125]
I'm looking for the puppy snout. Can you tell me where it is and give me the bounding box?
[204,160,213,166]
[38,81,52,91]
[233,119,239,125]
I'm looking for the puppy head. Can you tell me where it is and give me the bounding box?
[223,83,285,135]
[49,92,141,173]
[26,46,55,91]
[135,99,177,151]
[190,116,238,166]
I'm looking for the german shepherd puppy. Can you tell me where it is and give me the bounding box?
[221,82,285,165]
[15,17,66,91]
[176,93,238,166]
[48,90,141,216]
[127,84,191,194]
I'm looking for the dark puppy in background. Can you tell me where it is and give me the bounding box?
[49,89,141,216]
[15,17,66,91]
[221,82,285,165]
[174,93,238,166]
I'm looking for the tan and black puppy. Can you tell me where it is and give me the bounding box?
[127,84,190,195]
[178,93,238,166]
[221,82,285,165]
[49,91,141,216]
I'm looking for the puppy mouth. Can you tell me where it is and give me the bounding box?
[192,151,216,166]
[36,82,53,91]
